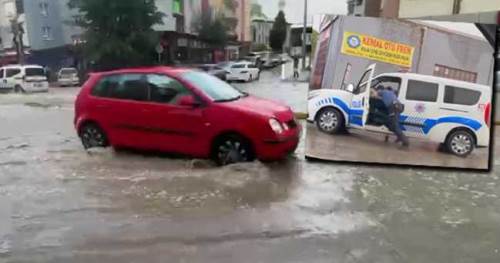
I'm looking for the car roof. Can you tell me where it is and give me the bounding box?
[376,72,491,91]
[1,64,43,69]
[94,66,194,77]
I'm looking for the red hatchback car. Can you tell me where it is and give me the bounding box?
[74,67,301,165]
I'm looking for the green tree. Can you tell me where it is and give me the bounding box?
[269,11,288,52]
[193,9,229,48]
[68,0,163,70]
[251,2,267,19]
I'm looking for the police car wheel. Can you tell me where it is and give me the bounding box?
[446,130,474,157]
[316,108,344,134]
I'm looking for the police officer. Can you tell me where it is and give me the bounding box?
[378,86,409,148]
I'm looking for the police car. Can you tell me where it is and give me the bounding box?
[308,64,492,157]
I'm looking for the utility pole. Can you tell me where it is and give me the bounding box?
[302,0,308,70]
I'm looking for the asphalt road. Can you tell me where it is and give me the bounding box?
[0,79,499,262]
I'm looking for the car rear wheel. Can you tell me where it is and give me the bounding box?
[80,123,109,149]
[316,107,345,134]
[212,134,255,166]
[446,130,475,157]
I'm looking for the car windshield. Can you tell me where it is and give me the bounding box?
[180,71,246,102]
[25,68,45,77]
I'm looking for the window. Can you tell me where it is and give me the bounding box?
[232,64,245,69]
[371,77,402,95]
[25,68,45,77]
[433,64,477,83]
[41,26,52,40]
[444,86,481,106]
[39,2,48,16]
[0,69,4,78]
[6,69,21,78]
[406,80,439,102]
[146,74,191,105]
[180,71,243,102]
[92,74,148,102]
[353,68,372,94]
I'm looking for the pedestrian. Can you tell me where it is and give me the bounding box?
[377,86,409,148]
[293,57,300,80]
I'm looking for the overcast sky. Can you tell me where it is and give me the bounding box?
[253,0,347,25]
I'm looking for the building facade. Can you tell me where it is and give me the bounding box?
[399,0,500,18]
[251,18,273,48]
[311,16,494,90]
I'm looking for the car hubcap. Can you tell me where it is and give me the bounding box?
[451,134,472,155]
[319,111,338,132]
[217,140,248,165]
[82,127,105,149]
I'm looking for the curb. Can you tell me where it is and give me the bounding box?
[294,112,308,120]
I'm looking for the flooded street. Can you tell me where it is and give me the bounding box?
[1,82,499,262]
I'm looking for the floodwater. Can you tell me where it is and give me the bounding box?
[0,84,499,262]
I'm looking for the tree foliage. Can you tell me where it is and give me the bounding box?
[269,11,287,52]
[68,0,163,70]
[250,2,266,19]
[193,9,229,48]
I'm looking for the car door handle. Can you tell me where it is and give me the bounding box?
[362,97,365,107]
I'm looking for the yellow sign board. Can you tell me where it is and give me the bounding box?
[341,31,415,68]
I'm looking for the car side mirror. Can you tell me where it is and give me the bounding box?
[178,95,200,108]
[346,83,354,93]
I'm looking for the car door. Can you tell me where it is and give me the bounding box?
[398,78,441,138]
[89,73,152,148]
[5,68,21,89]
[143,73,206,155]
[350,64,375,129]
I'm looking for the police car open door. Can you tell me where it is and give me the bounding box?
[350,64,375,128]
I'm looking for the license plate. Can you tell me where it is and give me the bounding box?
[34,83,42,88]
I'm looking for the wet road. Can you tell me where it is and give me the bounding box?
[1,82,500,262]
[305,123,491,170]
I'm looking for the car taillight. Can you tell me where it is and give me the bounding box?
[485,103,491,127]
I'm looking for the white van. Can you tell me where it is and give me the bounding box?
[308,64,492,157]
[0,64,49,93]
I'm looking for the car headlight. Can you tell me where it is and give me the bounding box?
[269,118,284,134]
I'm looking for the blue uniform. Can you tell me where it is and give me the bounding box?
[378,89,398,108]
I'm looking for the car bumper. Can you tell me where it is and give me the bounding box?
[59,79,79,86]
[256,126,302,160]
[0,87,14,93]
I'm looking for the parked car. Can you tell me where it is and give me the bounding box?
[57,67,80,87]
[0,64,49,93]
[308,63,491,157]
[196,64,228,80]
[226,61,260,82]
[74,67,300,165]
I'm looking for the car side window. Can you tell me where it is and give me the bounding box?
[92,74,147,101]
[406,80,439,102]
[146,74,191,105]
[6,69,21,78]
[110,74,148,101]
[444,85,481,106]
[232,64,245,69]
[0,69,4,78]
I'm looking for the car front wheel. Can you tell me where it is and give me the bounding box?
[80,123,109,149]
[316,107,345,134]
[446,130,475,157]
[212,134,255,166]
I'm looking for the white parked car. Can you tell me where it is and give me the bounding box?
[226,61,260,82]
[57,67,80,87]
[0,64,49,93]
[308,64,492,157]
